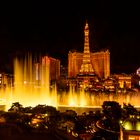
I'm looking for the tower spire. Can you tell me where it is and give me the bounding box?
[79,21,94,74]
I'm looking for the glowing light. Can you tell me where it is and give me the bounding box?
[1,53,140,112]
[136,122,140,131]
[123,121,132,130]
[119,120,123,124]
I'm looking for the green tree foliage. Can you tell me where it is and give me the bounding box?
[32,104,58,115]
[122,103,138,118]
[62,110,77,121]
[22,106,33,113]
[74,118,86,134]
[102,101,122,132]
[102,101,122,121]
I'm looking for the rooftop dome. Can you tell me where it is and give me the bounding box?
[122,115,140,131]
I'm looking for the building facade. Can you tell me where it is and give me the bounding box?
[68,49,110,79]
[114,74,132,89]
[35,56,60,86]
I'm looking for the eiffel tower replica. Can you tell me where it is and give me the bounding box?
[79,21,94,74]
[77,21,99,89]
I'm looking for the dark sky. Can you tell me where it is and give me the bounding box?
[0,1,140,73]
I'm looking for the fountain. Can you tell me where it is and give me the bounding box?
[0,54,140,113]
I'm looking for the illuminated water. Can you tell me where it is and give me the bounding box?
[0,54,140,111]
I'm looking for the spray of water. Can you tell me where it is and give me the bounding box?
[0,54,139,111]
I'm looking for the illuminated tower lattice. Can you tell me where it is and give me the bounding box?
[79,21,94,74]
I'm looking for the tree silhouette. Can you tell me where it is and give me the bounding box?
[122,103,138,118]
[32,104,58,115]
[102,101,122,121]
[8,102,23,112]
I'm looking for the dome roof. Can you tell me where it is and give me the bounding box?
[122,115,140,131]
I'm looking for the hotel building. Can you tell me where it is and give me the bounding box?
[34,56,60,86]
[68,22,110,79]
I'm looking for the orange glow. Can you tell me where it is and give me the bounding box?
[0,54,140,111]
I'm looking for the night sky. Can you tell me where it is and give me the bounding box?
[0,1,140,74]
